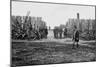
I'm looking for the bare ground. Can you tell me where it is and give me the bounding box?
[11,41,96,66]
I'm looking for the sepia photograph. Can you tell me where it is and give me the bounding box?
[11,0,96,67]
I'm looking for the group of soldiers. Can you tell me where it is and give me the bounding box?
[53,26,79,48]
[53,27,67,39]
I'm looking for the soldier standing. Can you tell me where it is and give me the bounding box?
[64,27,67,38]
[59,28,63,39]
[53,28,57,38]
[44,27,48,38]
[72,26,79,48]
[53,27,59,38]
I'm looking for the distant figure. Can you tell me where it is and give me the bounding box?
[53,27,59,38]
[44,27,48,38]
[53,29,56,38]
[64,27,67,38]
[72,26,79,48]
[59,28,63,38]
[53,28,58,38]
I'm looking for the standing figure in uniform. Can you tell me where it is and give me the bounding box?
[53,28,56,38]
[59,28,63,39]
[44,27,48,38]
[64,27,67,38]
[53,27,59,38]
[72,26,79,48]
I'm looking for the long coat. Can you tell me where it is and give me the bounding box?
[73,30,79,42]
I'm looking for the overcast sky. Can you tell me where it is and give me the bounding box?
[12,1,95,29]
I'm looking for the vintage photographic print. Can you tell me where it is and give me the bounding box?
[11,0,96,67]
